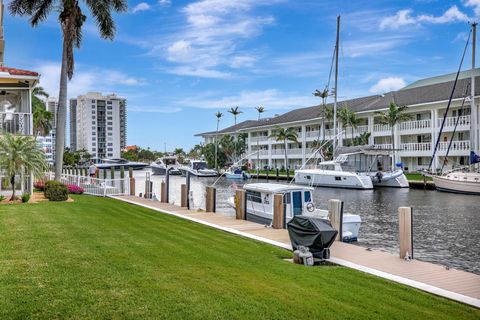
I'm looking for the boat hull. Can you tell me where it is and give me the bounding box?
[295,170,373,189]
[433,175,480,195]
[151,166,166,175]
[180,168,218,177]
[371,172,409,188]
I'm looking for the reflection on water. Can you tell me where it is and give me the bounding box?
[132,169,480,275]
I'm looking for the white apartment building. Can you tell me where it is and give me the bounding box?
[69,92,127,159]
[197,69,480,172]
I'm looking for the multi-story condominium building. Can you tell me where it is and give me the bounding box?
[37,97,58,164]
[197,69,480,172]
[69,92,127,159]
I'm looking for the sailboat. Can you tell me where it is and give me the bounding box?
[429,23,480,195]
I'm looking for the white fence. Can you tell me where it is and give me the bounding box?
[46,173,130,197]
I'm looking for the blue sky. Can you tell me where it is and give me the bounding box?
[5,0,480,150]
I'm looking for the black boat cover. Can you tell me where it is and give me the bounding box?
[287,216,338,258]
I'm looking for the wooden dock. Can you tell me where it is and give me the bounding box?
[112,195,480,308]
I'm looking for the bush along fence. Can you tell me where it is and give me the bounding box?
[43,171,131,197]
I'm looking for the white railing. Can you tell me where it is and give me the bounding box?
[400,142,431,152]
[399,119,431,131]
[438,140,470,152]
[344,125,369,136]
[255,149,269,156]
[373,124,390,132]
[438,115,471,128]
[255,136,269,142]
[271,149,285,155]
[305,130,320,138]
[376,144,393,149]
[0,112,31,135]
[46,173,130,197]
[287,148,303,155]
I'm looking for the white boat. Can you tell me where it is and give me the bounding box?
[295,160,374,189]
[151,156,182,175]
[179,160,218,177]
[224,165,251,180]
[228,183,362,241]
[94,158,148,170]
[432,169,480,195]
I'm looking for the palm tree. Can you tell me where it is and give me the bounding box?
[0,133,47,200]
[10,0,128,181]
[214,111,223,170]
[375,102,413,168]
[33,106,54,139]
[354,132,371,146]
[269,126,298,178]
[254,106,265,177]
[228,106,242,160]
[338,107,358,146]
[32,86,49,112]
[313,89,331,140]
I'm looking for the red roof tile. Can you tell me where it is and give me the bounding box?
[0,66,39,77]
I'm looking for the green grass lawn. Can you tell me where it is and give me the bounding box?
[0,196,477,319]
[405,173,433,181]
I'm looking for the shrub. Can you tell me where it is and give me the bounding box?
[21,193,31,203]
[0,195,5,202]
[34,180,46,191]
[67,184,84,195]
[44,181,68,202]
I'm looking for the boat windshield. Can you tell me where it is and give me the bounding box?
[193,162,207,170]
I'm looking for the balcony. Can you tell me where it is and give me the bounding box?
[399,119,431,133]
[305,130,320,139]
[400,142,431,153]
[437,140,470,154]
[271,149,285,155]
[344,125,369,137]
[373,123,390,133]
[438,115,470,131]
[287,148,303,155]
[0,112,31,135]
[376,144,393,149]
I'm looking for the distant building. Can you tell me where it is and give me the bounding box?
[37,97,59,164]
[69,92,127,159]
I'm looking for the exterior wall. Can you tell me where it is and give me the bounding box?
[200,97,479,172]
[70,92,126,159]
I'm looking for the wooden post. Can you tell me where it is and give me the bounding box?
[161,181,167,203]
[103,169,107,180]
[205,186,216,212]
[129,177,135,196]
[276,168,279,182]
[128,167,133,178]
[120,167,125,193]
[399,207,413,259]
[110,167,115,180]
[235,189,246,220]
[272,193,285,229]
[328,199,344,241]
[181,184,188,207]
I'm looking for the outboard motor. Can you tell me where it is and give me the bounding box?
[287,216,338,261]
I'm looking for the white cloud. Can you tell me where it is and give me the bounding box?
[369,77,406,93]
[464,0,480,16]
[156,0,280,77]
[132,2,151,14]
[344,36,411,57]
[35,62,144,98]
[158,0,171,6]
[380,6,470,30]
[129,106,181,113]
[176,89,316,109]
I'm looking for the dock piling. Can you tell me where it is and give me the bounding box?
[235,189,246,220]
[205,186,216,212]
[161,181,167,203]
[399,207,413,259]
[276,168,279,182]
[328,199,344,241]
[272,193,285,229]
[181,184,188,207]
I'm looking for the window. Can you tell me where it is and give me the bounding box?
[91,100,95,103]
[304,191,311,202]
[107,111,112,115]
[246,190,262,203]
[108,143,113,146]
[92,132,96,136]
[107,122,112,125]
[284,193,291,204]
[107,127,112,130]
[107,117,112,120]
[92,121,96,125]
[335,176,341,181]
[108,133,113,136]
[92,143,96,147]
[107,148,113,152]
[107,106,112,110]
[92,126,96,130]
[92,148,96,151]
[107,101,112,104]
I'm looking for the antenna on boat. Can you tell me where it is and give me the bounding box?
[332,15,340,156]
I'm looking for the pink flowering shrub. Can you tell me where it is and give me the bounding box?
[67,184,84,194]
[34,181,46,191]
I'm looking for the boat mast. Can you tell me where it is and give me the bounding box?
[333,15,340,155]
[471,22,478,169]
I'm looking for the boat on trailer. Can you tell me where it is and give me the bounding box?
[229,183,362,242]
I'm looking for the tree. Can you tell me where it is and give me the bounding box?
[269,126,298,172]
[375,102,413,167]
[219,134,236,163]
[33,106,54,139]
[188,144,203,159]
[311,139,334,161]
[32,86,49,113]
[338,106,358,146]
[354,132,371,146]
[0,133,47,200]
[254,106,265,173]
[228,106,242,160]
[202,143,227,169]
[313,89,332,141]
[10,0,128,181]
[215,111,223,171]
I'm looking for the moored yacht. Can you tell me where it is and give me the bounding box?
[224,165,251,179]
[179,160,218,177]
[150,156,182,175]
[95,158,148,170]
[432,167,480,195]
[228,183,362,241]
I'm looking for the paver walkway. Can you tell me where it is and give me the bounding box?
[113,195,480,308]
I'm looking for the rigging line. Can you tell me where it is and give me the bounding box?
[441,84,470,172]
[428,27,472,172]
[326,44,336,90]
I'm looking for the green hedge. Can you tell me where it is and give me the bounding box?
[44,181,68,202]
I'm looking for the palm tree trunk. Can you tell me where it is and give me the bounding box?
[54,39,69,181]
[10,174,15,201]
[215,120,219,171]
[391,127,395,170]
[284,140,288,172]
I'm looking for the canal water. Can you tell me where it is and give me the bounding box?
[132,170,480,275]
